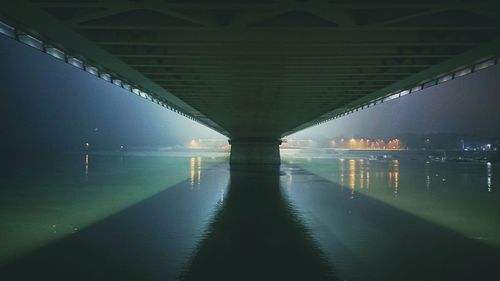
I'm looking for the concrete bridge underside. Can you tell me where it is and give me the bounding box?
[2,0,500,165]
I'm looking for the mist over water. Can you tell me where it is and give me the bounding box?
[0,36,226,157]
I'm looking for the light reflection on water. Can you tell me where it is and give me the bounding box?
[2,149,498,281]
[190,157,203,188]
[0,153,227,267]
[328,157,494,197]
[283,152,500,281]
[84,153,89,182]
[341,158,402,198]
[487,162,492,192]
[190,157,195,186]
[349,159,355,198]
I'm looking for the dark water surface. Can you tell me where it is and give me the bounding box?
[283,150,500,281]
[1,151,499,280]
[0,152,229,280]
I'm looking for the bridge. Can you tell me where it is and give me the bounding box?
[2,0,500,165]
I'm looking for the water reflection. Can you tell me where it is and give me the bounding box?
[84,153,89,182]
[181,167,336,281]
[425,162,431,191]
[190,157,203,187]
[340,158,400,197]
[366,171,370,190]
[339,158,344,188]
[359,160,365,190]
[390,160,399,196]
[283,159,500,281]
[197,157,202,185]
[0,154,229,280]
[286,154,500,251]
[487,162,492,192]
[349,159,355,198]
[331,157,495,198]
[190,157,195,186]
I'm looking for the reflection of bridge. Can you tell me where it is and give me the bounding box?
[2,0,500,164]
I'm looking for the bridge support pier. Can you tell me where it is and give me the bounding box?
[229,139,282,166]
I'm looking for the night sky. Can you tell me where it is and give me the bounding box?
[0,35,224,154]
[291,62,500,140]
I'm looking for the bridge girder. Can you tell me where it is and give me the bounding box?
[1,0,500,140]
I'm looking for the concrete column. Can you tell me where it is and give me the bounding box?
[229,138,282,166]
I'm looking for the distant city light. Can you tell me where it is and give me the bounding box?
[282,137,403,150]
[188,139,201,149]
